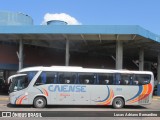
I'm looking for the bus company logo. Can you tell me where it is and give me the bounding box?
[2,112,11,117]
[48,85,86,92]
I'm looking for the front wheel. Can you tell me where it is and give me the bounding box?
[112,98,124,109]
[33,97,46,108]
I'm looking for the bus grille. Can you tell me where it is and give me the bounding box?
[138,95,149,104]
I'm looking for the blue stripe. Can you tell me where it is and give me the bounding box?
[96,86,110,102]
[37,88,43,94]
[126,85,143,102]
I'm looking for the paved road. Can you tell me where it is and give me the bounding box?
[0,94,160,120]
[0,95,160,111]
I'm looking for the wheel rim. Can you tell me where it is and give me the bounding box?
[36,99,44,107]
[115,100,122,108]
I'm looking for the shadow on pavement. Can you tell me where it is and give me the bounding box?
[7,103,33,108]
[7,103,147,109]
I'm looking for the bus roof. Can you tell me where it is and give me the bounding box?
[18,66,153,75]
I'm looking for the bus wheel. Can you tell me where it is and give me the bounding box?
[112,98,124,109]
[33,97,46,108]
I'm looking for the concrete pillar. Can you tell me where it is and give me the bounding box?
[157,53,160,96]
[116,40,123,69]
[139,48,144,71]
[157,53,160,83]
[19,39,23,70]
[65,39,70,66]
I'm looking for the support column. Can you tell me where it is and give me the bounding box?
[139,48,144,71]
[116,40,123,69]
[157,53,160,96]
[65,39,70,66]
[19,39,23,70]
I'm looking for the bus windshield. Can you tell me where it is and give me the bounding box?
[9,75,30,93]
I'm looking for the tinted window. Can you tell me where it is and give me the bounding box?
[20,71,37,81]
[98,73,114,85]
[58,72,76,84]
[134,74,151,85]
[78,73,96,84]
[35,71,57,86]
[120,74,133,85]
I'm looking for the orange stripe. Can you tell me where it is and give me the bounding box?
[138,83,152,101]
[129,84,153,104]
[42,88,48,96]
[129,84,148,103]
[16,99,20,104]
[16,96,24,104]
[19,96,27,104]
[98,89,114,105]
[127,87,143,103]
[129,85,148,103]
[104,90,114,105]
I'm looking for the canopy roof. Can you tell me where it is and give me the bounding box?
[0,25,160,61]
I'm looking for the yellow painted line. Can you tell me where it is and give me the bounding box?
[0,98,9,101]
[153,96,160,98]
[153,99,158,100]
[153,98,160,100]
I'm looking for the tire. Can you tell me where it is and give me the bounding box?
[112,98,124,109]
[33,97,46,108]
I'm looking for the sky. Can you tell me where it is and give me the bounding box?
[0,0,160,34]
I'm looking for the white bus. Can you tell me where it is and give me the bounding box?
[9,66,154,109]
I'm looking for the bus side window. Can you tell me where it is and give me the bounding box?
[45,72,57,84]
[35,71,56,85]
[58,73,65,84]
[98,73,113,85]
[120,74,132,85]
[34,72,46,86]
[134,74,151,85]
[79,73,95,84]
[115,73,121,85]
[58,72,76,84]
[28,71,37,81]
[133,75,139,85]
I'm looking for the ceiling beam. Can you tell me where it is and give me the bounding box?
[81,34,87,45]
[132,34,136,40]
[116,34,119,40]
[62,34,68,40]
[98,34,102,43]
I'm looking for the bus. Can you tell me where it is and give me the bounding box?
[8,66,154,109]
